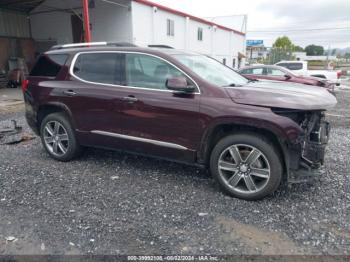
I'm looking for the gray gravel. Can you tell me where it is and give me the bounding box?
[0,90,349,255]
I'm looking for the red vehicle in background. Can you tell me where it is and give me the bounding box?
[238,65,335,94]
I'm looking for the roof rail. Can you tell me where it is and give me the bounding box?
[148,45,174,49]
[51,42,107,50]
[50,42,137,50]
[107,42,138,47]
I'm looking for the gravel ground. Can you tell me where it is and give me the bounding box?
[0,90,349,256]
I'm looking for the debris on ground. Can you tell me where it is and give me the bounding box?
[5,236,18,242]
[0,119,35,145]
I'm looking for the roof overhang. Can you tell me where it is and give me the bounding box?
[0,0,45,13]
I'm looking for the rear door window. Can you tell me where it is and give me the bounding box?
[240,68,264,75]
[73,53,123,85]
[265,68,285,76]
[30,54,68,77]
[277,63,303,70]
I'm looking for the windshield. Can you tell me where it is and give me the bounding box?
[280,67,297,76]
[172,54,249,87]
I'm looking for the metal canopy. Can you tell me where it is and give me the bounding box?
[0,0,45,13]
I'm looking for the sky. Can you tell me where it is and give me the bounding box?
[148,0,350,49]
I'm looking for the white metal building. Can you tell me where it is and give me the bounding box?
[27,0,246,68]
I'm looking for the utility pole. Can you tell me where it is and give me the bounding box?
[326,45,330,69]
[82,0,92,42]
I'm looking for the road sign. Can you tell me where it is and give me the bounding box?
[246,40,264,47]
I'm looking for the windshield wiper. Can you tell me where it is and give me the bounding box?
[248,79,259,83]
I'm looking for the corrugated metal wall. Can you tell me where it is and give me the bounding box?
[0,9,30,38]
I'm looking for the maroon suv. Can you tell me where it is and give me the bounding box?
[238,65,335,93]
[23,43,337,200]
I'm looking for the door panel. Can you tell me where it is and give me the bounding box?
[61,52,125,133]
[118,87,201,151]
[117,53,202,161]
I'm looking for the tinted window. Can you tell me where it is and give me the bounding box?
[277,63,303,70]
[241,68,263,75]
[126,54,186,90]
[73,53,121,85]
[30,54,68,77]
[265,68,285,76]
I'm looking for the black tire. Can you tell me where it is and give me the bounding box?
[40,112,82,162]
[210,132,283,200]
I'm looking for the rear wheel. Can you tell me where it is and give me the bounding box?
[40,113,81,161]
[210,133,282,200]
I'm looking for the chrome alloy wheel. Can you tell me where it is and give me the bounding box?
[218,144,271,194]
[43,121,69,157]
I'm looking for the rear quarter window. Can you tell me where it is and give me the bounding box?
[30,54,68,77]
[277,63,303,70]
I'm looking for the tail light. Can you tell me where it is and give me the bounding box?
[21,79,29,92]
[337,71,342,79]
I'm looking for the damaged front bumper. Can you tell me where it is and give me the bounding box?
[287,114,330,183]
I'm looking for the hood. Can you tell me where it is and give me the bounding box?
[225,80,337,110]
[297,75,330,84]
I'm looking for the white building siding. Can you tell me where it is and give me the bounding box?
[131,1,245,69]
[153,9,186,49]
[187,20,212,54]
[132,2,187,49]
[212,28,232,65]
[131,2,154,46]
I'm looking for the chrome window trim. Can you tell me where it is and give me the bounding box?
[91,130,188,150]
[69,51,201,94]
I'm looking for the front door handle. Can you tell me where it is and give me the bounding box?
[63,90,77,96]
[122,96,138,103]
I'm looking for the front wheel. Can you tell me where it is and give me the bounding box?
[40,113,82,161]
[210,133,283,200]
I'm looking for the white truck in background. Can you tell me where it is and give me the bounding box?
[275,60,342,86]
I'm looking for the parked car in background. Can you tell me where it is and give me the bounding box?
[238,65,335,93]
[275,60,341,86]
[23,43,337,200]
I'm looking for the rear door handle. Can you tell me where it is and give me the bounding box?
[63,90,77,96]
[122,96,138,103]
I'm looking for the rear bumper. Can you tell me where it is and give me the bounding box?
[25,109,39,135]
[24,92,39,135]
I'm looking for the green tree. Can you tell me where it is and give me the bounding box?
[305,45,325,56]
[272,36,294,50]
[294,45,304,52]
[269,36,297,64]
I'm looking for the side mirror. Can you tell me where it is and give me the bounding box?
[284,74,292,80]
[166,76,195,93]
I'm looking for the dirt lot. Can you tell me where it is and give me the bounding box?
[0,87,349,256]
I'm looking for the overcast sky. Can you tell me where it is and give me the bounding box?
[150,0,350,49]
